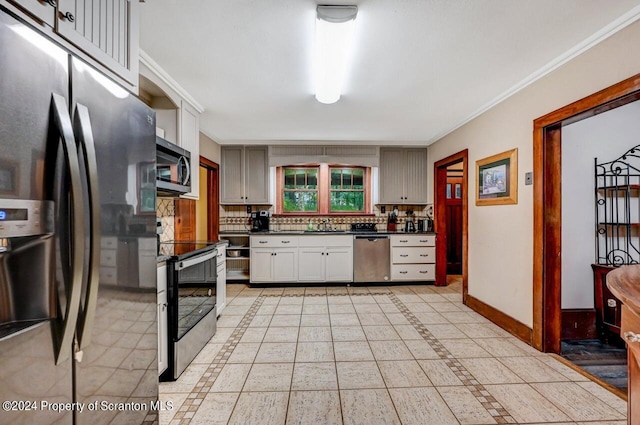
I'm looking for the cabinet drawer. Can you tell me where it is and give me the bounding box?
[392,247,435,264]
[99,267,117,284]
[391,264,435,281]
[100,249,117,267]
[251,236,298,248]
[390,235,435,247]
[101,236,117,249]
[299,235,353,247]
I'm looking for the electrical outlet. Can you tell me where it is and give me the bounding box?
[246,205,252,214]
[380,205,386,213]
[525,172,533,185]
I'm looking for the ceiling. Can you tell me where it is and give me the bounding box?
[139,0,640,146]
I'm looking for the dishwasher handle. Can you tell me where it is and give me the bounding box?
[355,235,389,241]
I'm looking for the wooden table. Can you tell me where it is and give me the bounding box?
[607,265,640,424]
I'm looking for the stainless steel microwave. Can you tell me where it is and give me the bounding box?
[156,136,191,197]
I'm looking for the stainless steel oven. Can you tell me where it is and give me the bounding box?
[161,243,217,380]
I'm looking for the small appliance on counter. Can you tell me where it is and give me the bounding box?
[251,210,270,232]
[405,210,416,232]
[417,219,425,232]
[351,222,377,232]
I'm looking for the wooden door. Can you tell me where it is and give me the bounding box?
[175,198,196,254]
[446,176,463,274]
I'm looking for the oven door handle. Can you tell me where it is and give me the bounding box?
[176,249,217,271]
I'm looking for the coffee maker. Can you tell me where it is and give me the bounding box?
[251,210,270,232]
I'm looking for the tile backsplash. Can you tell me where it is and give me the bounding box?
[157,198,175,242]
[219,204,432,232]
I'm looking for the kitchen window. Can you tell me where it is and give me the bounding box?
[278,164,370,215]
[283,167,319,212]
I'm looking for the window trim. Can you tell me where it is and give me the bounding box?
[276,163,372,215]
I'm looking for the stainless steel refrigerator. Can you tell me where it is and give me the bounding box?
[0,8,158,425]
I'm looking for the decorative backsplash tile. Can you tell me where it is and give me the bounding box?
[219,204,432,232]
[157,198,175,242]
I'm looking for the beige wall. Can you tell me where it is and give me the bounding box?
[200,132,221,164]
[427,20,640,328]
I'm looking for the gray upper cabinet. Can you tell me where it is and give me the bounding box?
[379,148,428,204]
[2,0,139,89]
[221,146,269,205]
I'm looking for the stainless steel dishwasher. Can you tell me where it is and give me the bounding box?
[353,235,390,282]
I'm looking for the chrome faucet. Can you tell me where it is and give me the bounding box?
[317,219,332,232]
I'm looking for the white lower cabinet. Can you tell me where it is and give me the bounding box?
[297,236,353,282]
[325,246,353,281]
[251,235,353,283]
[157,263,168,376]
[250,242,298,283]
[298,248,325,282]
[216,247,226,316]
[390,234,436,282]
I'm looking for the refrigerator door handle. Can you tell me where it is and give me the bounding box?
[51,93,85,365]
[73,103,101,351]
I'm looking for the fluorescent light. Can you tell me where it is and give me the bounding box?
[315,5,358,104]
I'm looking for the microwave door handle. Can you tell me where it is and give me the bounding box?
[51,93,85,365]
[73,104,101,351]
[179,155,191,186]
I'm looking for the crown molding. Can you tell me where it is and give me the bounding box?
[139,49,204,113]
[428,5,640,144]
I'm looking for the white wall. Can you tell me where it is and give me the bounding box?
[561,101,640,309]
[200,132,221,164]
[427,20,640,328]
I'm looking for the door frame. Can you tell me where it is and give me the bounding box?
[434,149,468,299]
[200,156,220,241]
[533,73,640,352]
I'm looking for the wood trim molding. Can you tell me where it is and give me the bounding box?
[434,149,468,293]
[466,294,533,344]
[532,72,640,353]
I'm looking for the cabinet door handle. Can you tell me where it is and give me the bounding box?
[259,241,267,244]
[400,240,408,243]
[419,270,429,274]
[45,0,57,7]
[420,254,428,257]
[419,240,429,243]
[624,331,640,343]
[399,271,408,274]
[281,240,290,244]
[61,11,75,22]
[400,254,408,257]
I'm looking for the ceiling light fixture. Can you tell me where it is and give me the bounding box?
[315,5,358,104]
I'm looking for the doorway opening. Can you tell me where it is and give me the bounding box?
[434,150,468,300]
[196,156,220,241]
[533,73,640,356]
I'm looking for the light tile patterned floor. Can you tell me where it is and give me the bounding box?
[160,283,627,425]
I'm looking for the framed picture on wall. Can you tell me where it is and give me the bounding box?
[476,148,518,206]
